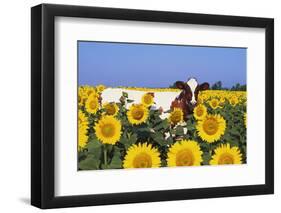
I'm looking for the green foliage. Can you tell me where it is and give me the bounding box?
[78,88,247,170]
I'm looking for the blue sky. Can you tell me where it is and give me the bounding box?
[78,41,246,88]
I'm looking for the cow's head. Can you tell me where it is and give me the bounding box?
[175,78,209,108]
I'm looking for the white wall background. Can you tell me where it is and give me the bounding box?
[0,0,279,212]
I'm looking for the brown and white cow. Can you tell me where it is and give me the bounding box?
[171,78,209,119]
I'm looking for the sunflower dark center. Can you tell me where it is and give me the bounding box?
[203,118,219,135]
[133,108,144,120]
[90,100,98,109]
[106,104,116,115]
[101,124,115,137]
[144,95,152,104]
[218,153,234,164]
[212,100,218,107]
[176,149,194,166]
[133,153,152,168]
[171,111,182,123]
[196,108,203,116]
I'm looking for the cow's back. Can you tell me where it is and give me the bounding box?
[101,88,181,114]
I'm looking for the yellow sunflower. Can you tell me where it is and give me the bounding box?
[197,96,204,104]
[82,86,98,99]
[219,97,225,107]
[85,94,99,114]
[167,140,203,167]
[208,98,221,109]
[78,110,88,127]
[210,143,242,165]
[193,104,207,120]
[196,114,226,143]
[78,87,87,107]
[229,95,239,106]
[103,102,119,116]
[94,115,122,145]
[168,108,184,125]
[78,125,88,150]
[127,104,149,125]
[141,93,154,107]
[96,84,106,93]
[123,143,161,169]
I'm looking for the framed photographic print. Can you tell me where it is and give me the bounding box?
[31,4,274,209]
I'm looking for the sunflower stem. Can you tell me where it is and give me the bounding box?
[104,145,108,168]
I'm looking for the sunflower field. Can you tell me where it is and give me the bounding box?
[78,85,247,170]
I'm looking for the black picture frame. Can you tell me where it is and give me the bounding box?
[31,3,274,209]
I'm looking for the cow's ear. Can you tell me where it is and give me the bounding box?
[199,82,209,91]
[175,81,186,90]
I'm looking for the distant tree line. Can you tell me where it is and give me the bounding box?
[169,81,246,91]
[210,81,246,91]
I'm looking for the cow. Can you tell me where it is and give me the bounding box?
[100,77,209,120]
[170,78,209,119]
